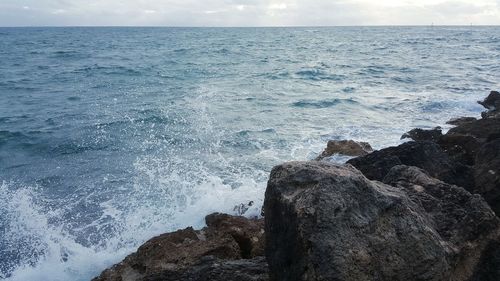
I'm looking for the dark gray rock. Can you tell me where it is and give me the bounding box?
[316,139,373,160]
[474,139,500,216]
[264,161,500,281]
[446,117,477,126]
[446,118,500,141]
[401,127,442,142]
[347,141,474,190]
[469,241,500,281]
[437,134,481,165]
[478,91,500,110]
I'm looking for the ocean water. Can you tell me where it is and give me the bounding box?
[0,26,499,280]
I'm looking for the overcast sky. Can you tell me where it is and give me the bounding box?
[0,0,499,26]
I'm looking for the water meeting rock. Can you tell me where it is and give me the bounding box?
[92,213,265,281]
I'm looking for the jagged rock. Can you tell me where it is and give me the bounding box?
[205,213,265,258]
[478,91,500,110]
[347,141,474,190]
[478,91,500,119]
[446,117,477,126]
[264,161,500,281]
[474,139,500,216]
[447,118,500,141]
[233,201,254,216]
[439,114,500,165]
[92,213,265,281]
[316,139,373,160]
[401,127,442,142]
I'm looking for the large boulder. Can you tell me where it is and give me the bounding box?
[93,213,266,281]
[316,140,373,160]
[474,139,500,215]
[264,161,500,281]
[347,141,474,190]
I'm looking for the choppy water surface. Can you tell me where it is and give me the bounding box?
[0,26,499,280]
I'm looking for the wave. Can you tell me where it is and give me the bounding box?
[292,98,359,109]
[72,65,142,76]
[294,68,346,81]
[50,50,89,59]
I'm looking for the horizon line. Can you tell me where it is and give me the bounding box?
[1,24,499,28]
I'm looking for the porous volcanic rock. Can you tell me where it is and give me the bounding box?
[474,139,500,216]
[92,213,265,281]
[347,141,474,190]
[264,161,500,281]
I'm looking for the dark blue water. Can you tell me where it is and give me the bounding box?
[0,26,499,280]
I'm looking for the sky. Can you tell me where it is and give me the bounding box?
[0,0,499,26]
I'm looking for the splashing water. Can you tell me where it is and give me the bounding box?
[0,26,498,280]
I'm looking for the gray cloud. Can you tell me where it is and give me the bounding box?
[0,0,498,26]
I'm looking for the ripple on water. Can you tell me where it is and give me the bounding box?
[292,98,359,109]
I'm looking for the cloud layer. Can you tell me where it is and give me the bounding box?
[1,0,499,26]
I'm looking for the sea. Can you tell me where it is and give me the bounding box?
[0,26,499,281]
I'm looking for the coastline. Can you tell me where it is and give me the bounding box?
[92,91,500,281]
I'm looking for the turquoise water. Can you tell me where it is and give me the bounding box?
[0,26,499,280]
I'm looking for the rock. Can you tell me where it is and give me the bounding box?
[446,118,500,141]
[478,91,500,110]
[401,127,442,142]
[347,141,474,190]
[437,134,481,165]
[141,256,268,281]
[93,213,265,281]
[478,91,500,119]
[446,117,477,126]
[205,213,265,258]
[316,140,373,160]
[439,115,499,165]
[264,161,500,281]
[469,241,500,281]
[474,139,500,215]
[233,201,254,216]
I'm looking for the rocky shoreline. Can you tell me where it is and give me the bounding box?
[93,91,500,281]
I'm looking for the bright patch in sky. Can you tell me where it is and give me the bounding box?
[0,0,499,26]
